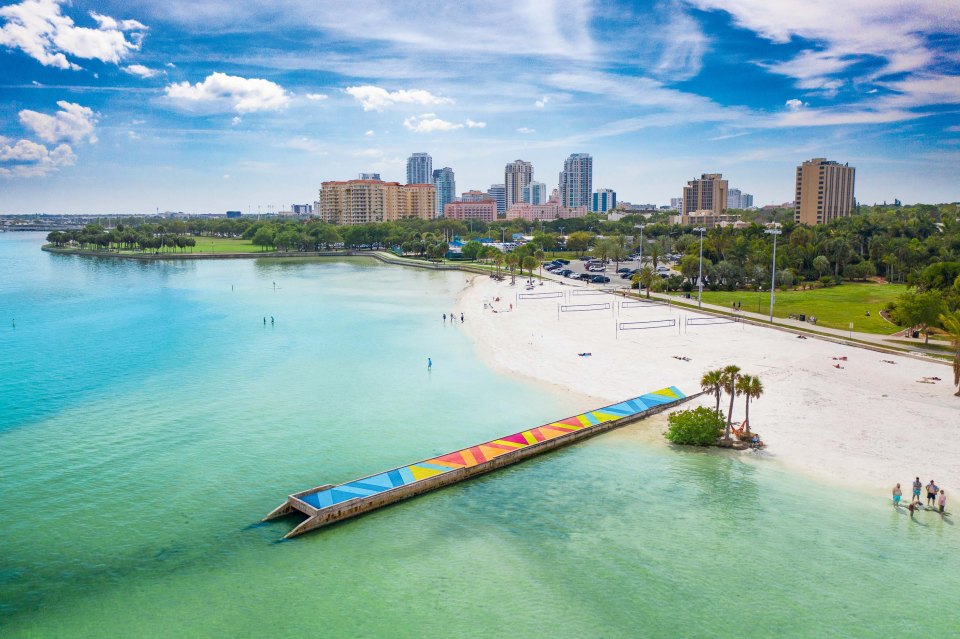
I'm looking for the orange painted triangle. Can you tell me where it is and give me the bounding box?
[479,445,510,460]
[433,451,469,467]
[537,427,568,440]
[499,432,530,445]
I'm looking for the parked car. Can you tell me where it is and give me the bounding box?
[560,269,573,277]
[617,267,631,273]
[565,271,581,279]
[591,275,611,283]
[656,266,670,273]
[554,258,570,265]
[545,265,560,272]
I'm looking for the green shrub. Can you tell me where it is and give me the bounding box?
[665,407,725,446]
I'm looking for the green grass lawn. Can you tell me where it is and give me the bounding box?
[178,237,263,253]
[691,283,908,335]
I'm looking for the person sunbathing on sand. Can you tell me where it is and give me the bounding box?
[578,352,592,357]
[833,363,844,369]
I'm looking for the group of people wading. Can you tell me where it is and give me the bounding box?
[892,478,947,517]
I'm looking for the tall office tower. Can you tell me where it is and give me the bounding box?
[406,152,433,185]
[682,173,728,215]
[558,153,593,208]
[669,197,683,210]
[742,193,754,209]
[794,158,855,225]
[522,181,547,205]
[358,172,381,180]
[432,167,456,217]
[592,188,617,213]
[487,183,506,215]
[727,188,742,209]
[504,159,534,207]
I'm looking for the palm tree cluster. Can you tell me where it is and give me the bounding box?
[700,366,764,440]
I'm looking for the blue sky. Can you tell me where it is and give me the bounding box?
[1,0,958,214]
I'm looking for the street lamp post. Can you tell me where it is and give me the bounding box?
[635,223,645,268]
[765,225,782,323]
[694,227,706,308]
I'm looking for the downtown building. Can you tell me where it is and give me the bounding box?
[487,183,506,215]
[432,166,456,217]
[461,189,488,202]
[504,160,534,208]
[319,179,436,225]
[592,188,616,213]
[726,188,754,209]
[505,201,588,222]
[522,181,548,205]
[794,158,856,225]
[558,153,592,208]
[444,200,497,223]
[406,153,433,185]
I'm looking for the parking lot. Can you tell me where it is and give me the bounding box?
[542,256,678,287]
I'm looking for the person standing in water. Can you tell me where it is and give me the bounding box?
[428,357,432,369]
[938,490,946,514]
[913,477,923,502]
[443,313,446,323]
[892,483,902,508]
[460,312,464,323]
[927,480,939,507]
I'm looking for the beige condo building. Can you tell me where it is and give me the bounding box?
[794,158,856,225]
[319,180,436,225]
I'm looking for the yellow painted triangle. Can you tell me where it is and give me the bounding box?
[409,465,445,480]
[652,387,678,398]
[522,431,539,445]
[591,411,621,422]
[492,439,525,449]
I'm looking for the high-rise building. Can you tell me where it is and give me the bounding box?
[522,181,547,205]
[487,183,506,215]
[559,153,593,208]
[432,167,456,217]
[794,158,855,225]
[669,197,683,211]
[682,173,728,215]
[504,160,533,207]
[406,152,433,185]
[592,188,616,213]
[726,188,755,209]
[358,172,381,181]
[319,179,436,225]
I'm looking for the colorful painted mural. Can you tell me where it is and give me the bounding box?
[297,387,685,510]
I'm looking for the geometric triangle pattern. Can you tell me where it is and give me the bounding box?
[297,386,685,510]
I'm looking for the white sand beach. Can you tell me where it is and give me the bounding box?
[459,276,957,493]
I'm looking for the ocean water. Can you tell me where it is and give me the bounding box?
[1,232,958,638]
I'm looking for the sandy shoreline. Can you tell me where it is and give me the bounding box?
[458,275,957,495]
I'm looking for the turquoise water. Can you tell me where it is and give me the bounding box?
[1,232,958,637]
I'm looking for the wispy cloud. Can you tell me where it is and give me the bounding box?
[402,113,461,133]
[345,85,453,111]
[19,100,98,144]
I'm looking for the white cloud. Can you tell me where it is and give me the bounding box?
[305,93,327,101]
[164,72,290,113]
[517,127,535,134]
[123,64,160,78]
[165,61,176,68]
[0,138,75,177]
[127,130,140,140]
[465,118,486,128]
[345,85,453,111]
[19,101,97,144]
[222,174,230,180]
[535,96,550,108]
[231,116,242,126]
[785,99,808,111]
[364,130,374,136]
[946,125,960,133]
[0,0,147,70]
[403,113,462,133]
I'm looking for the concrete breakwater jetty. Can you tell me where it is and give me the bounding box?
[265,387,691,538]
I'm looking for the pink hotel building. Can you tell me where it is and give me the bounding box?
[444,200,498,222]
[505,202,588,222]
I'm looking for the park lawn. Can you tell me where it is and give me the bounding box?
[183,236,263,253]
[695,283,908,335]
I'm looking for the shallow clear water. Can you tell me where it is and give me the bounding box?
[1,232,958,638]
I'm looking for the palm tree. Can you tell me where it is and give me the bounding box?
[522,255,537,282]
[721,364,741,438]
[735,374,764,434]
[505,253,518,285]
[700,369,724,415]
[534,249,545,280]
[636,265,655,298]
[492,251,504,279]
[938,311,960,397]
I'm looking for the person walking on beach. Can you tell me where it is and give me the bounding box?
[443,313,446,323]
[926,480,939,507]
[460,312,464,323]
[938,490,947,514]
[913,477,923,502]
[892,483,902,508]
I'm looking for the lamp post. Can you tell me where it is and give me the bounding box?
[694,227,706,308]
[765,225,782,323]
[635,223,645,268]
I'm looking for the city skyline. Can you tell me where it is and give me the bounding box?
[1,1,959,214]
